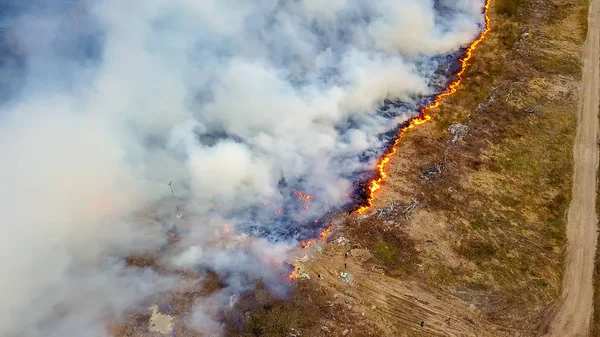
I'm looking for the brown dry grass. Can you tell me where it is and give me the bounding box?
[223,280,331,337]
[594,176,600,336]
[112,271,225,337]
[111,0,590,335]
[386,0,584,326]
[293,0,586,334]
[345,216,419,277]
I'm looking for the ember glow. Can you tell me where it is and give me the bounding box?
[287,223,335,278]
[320,224,334,240]
[355,0,492,215]
[288,267,300,280]
[293,191,312,201]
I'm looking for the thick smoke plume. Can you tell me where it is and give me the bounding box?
[0,0,485,336]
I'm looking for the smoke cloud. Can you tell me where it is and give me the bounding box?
[0,0,485,336]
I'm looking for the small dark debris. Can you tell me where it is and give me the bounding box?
[422,163,442,182]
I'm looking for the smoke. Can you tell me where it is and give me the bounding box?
[0,0,485,336]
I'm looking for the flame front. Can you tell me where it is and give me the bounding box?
[355,0,491,215]
[288,0,492,280]
[288,223,335,278]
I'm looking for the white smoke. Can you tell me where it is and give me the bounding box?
[0,0,486,336]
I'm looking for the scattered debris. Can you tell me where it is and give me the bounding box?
[373,199,420,221]
[422,163,443,182]
[317,246,323,254]
[475,87,499,112]
[448,123,469,142]
[340,271,353,283]
[336,236,350,246]
[403,198,419,220]
[342,329,350,336]
[321,326,331,333]
[300,273,311,280]
[373,200,402,220]
[295,255,309,262]
[290,328,301,337]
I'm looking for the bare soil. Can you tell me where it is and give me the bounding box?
[541,0,600,335]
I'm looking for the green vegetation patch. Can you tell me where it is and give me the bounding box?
[496,0,524,17]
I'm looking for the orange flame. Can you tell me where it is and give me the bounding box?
[288,266,300,280]
[288,0,491,281]
[300,239,316,248]
[320,223,334,240]
[354,0,491,215]
[294,191,311,201]
[289,225,334,278]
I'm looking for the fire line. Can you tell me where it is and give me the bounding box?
[289,0,492,280]
[354,0,491,215]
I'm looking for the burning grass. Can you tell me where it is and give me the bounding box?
[216,0,586,333]
[309,0,586,332]
[383,0,582,324]
[117,0,589,334]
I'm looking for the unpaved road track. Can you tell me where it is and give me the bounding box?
[543,0,600,336]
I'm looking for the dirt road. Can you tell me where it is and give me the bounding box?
[543,0,600,335]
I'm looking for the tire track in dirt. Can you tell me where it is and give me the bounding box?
[542,0,600,335]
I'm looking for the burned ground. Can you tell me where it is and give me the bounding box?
[112,0,590,336]
[278,0,587,335]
